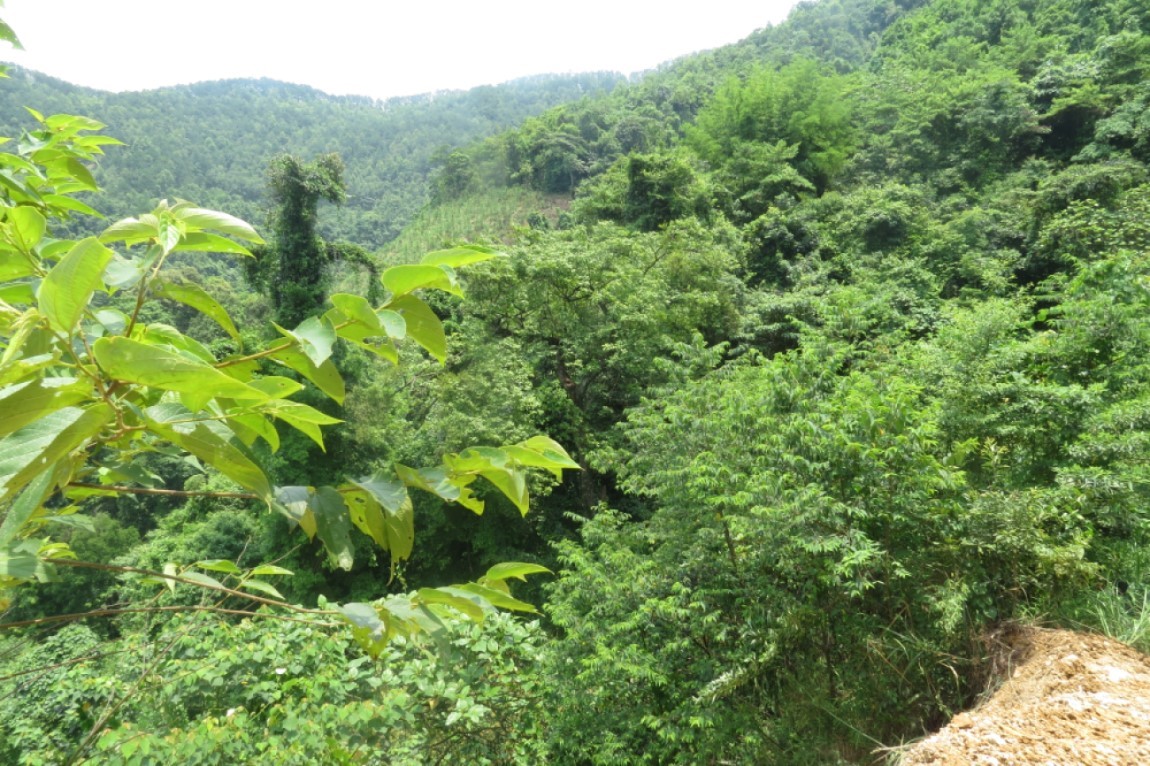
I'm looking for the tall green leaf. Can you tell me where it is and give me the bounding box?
[94,337,267,402]
[36,237,112,332]
[420,244,501,268]
[0,377,91,440]
[146,408,271,501]
[347,474,414,566]
[387,294,446,363]
[382,263,461,298]
[310,486,354,570]
[269,347,345,403]
[0,404,112,504]
[154,280,241,341]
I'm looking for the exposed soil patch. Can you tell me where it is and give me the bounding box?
[899,627,1150,765]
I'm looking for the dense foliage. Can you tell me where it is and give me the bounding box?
[4,0,1150,762]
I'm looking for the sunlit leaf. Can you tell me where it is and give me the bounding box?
[94,337,266,401]
[0,470,54,547]
[420,244,502,268]
[37,237,112,332]
[194,559,241,574]
[269,347,345,403]
[0,404,111,505]
[310,485,354,570]
[387,294,445,362]
[172,232,254,256]
[381,263,461,298]
[0,377,91,440]
[483,561,552,584]
[146,407,271,501]
[154,279,241,341]
[172,206,264,243]
[275,316,337,367]
[180,571,224,591]
[250,564,293,577]
[238,578,285,600]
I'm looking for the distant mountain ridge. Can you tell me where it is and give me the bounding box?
[0,65,626,246]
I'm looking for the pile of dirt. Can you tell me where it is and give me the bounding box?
[900,627,1150,765]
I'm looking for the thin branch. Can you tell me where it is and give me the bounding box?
[0,604,339,631]
[42,559,335,616]
[66,483,260,500]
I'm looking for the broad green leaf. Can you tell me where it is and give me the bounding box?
[161,562,179,594]
[445,446,510,474]
[328,293,381,332]
[42,194,102,218]
[135,323,215,363]
[420,244,501,268]
[480,466,528,515]
[344,490,388,551]
[347,474,414,565]
[0,470,54,547]
[269,347,345,404]
[173,207,264,243]
[0,542,52,581]
[379,594,450,637]
[37,237,112,332]
[172,232,254,256]
[387,294,445,362]
[275,316,337,367]
[453,582,538,613]
[147,409,272,501]
[154,280,240,341]
[0,404,112,505]
[0,20,23,50]
[103,256,144,289]
[416,587,488,622]
[194,559,241,574]
[0,153,37,174]
[0,377,91,440]
[239,578,285,600]
[99,216,158,245]
[338,602,389,654]
[395,463,484,514]
[38,512,95,533]
[381,264,461,298]
[44,114,105,132]
[334,321,399,364]
[180,571,224,591]
[505,435,581,478]
[483,561,552,583]
[0,353,59,389]
[64,158,98,191]
[310,485,354,570]
[264,400,341,451]
[247,376,304,399]
[93,308,127,335]
[227,412,280,450]
[273,486,316,538]
[250,564,293,577]
[94,337,266,401]
[377,309,406,339]
[0,246,34,280]
[7,206,45,252]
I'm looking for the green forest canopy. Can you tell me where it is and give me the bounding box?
[4,0,1150,762]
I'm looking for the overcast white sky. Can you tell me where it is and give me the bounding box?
[0,1,802,101]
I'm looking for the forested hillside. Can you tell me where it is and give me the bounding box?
[0,69,624,246]
[3,0,1150,763]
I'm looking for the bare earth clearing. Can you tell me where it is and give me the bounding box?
[900,627,1150,765]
